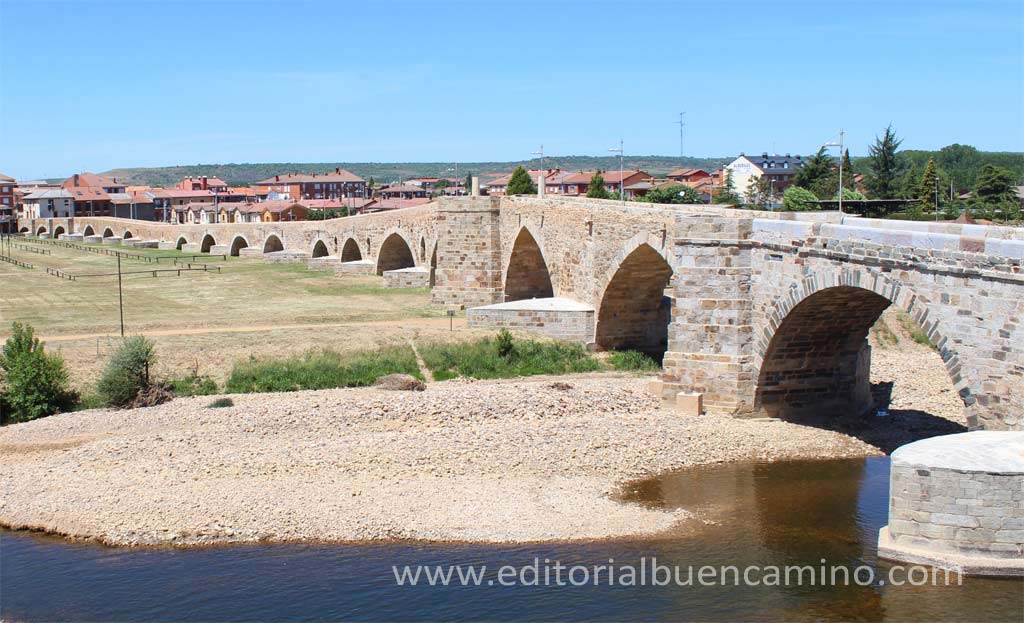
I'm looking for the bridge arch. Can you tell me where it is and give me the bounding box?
[229,235,249,256]
[429,241,438,287]
[102,227,114,238]
[376,231,416,274]
[752,271,969,424]
[503,226,554,301]
[82,225,95,236]
[123,230,134,240]
[35,225,47,236]
[263,234,284,254]
[52,225,66,238]
[311,239,330,258]
[594,241,673,360]
[420,237,426,261]
[19,226,29,233]
[175,236,188,251]
[200,234,216,253]
[341,237,363,261]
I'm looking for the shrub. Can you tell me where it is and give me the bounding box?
[496,329,516,359]
[781,186,819,211]
[207,397,234,408]
[607,350,661,372]
[419,335,601,381]
[0,322,77,423]
[96,336,158,407]
[225,347,421,393]
[170,373,219,397]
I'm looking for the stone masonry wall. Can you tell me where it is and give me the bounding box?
[467,307,595,342]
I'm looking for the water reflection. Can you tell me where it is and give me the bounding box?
[2,458,1021,622]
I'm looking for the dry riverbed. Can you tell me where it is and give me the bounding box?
[0,358,961,548]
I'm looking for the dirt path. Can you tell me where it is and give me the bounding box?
[39,316,467,343]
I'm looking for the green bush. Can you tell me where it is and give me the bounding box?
[96,336,158,407]
[496,329,515,359]
[0,322,78,423]
[419,334,601,381]
[607,350,661,372]
[170,373,219,397]
[225,347,421,394]
[207,397,234,408]
[781,186,819,211]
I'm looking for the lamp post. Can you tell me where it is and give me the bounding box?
[609,139,624,204]
[822,128,845,214]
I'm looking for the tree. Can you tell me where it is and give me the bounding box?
[865,124,904,199]
[464,172,473,194]
[505,166,536,195]
[97,336,158,408]
[781,186,819,212]
[433,179,449,197]
[793,146,834,193]
[0,322,77,423]
[744,176,771,209]
[917,158,941,214]
[973,164,1018,221]
[368,176,375,191]
[586,172,610,199]
[840,149,856,190]
[714,168,740,204]
[937,144,980,191]
[641,184,702,204]
[836,187,867,201]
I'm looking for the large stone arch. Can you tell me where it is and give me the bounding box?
[229,235,249,257]
[503,226,554,301]
[429,241,438,287]
[263,233,284,253]
[102,227,114,238]
[82,224,95,236]
[19,226,29,233]
[123,230,134,240]
[594,241,674,359]
[376,231,416,275]
[341,237,363,261]
[52,225,66,238]
[200,233,216,253]
[35,225,47,236]
[752,269,972,425]
[175,236,188,251]
[311,239,330,258]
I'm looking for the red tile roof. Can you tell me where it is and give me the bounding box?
[63,172,122,189]
[256,169,365,185]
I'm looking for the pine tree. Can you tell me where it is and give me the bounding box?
[505,166,536,195]
[793,146,834,192]
[973,164,1018,221]
[917,158,941,214]
[714,168,739,204]
[464,172,473,194]
[865,124,904,199]
[586,172,611,199]
[841,149,856,190]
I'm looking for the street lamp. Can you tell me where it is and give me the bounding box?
[822,128,845,215]
[608,140,624,204]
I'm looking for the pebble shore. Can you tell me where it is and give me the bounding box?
[2,373,905,547]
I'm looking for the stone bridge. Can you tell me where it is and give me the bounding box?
[27,196,1024,430]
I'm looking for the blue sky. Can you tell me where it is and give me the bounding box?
[1,0,1021,179]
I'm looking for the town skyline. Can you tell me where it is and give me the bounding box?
[2,0,1022,180]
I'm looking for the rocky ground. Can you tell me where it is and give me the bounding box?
[1,309,963,547]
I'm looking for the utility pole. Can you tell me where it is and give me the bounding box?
[532,145,545,171]
[675,112,686,164]
[935,175,940,221]
[608,140,624,205]
[116,254,125,337]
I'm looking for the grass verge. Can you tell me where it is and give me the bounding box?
[418,334,602,381]
[224,346,422,393]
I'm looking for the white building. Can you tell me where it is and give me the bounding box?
[725,153,804,203]
[21,189,75,219]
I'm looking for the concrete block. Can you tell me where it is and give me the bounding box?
[181,243,201,253]
[158,241,178,250]
[336,259,375,275]
[238,247,264,258]
[63,233,84,242]
[83,235,104,243]
[208,244,230,255]
[648,379,664,400]
[675,392,703,416]
[102,236,122,245]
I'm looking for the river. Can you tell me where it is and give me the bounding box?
[2,457,1021,621]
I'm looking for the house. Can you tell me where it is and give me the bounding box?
[666,168,712,185]
[255,169,366,200]
[599,170,652,198]
[378,184,427,199]
[62,172,127,217]
[257,199,308,222]
[0,173,14,233]
[725,153,804,202]
[21,189,75,220]
[484,169,561,195]
[176,176,229,194]
[109,193,156,220]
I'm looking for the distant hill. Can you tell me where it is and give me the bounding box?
[101,156,731,187]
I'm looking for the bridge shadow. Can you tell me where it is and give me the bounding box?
[781,382,967,454]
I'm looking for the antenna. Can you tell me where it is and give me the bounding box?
[675,112,686,164]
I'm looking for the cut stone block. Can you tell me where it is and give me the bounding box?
[102,236,123,245]
[383,266,430,288]
[83,235,104,243]
[208,244,230,255]
[263,250,309,264]
[158,241,178,250]
[238,247,264,258]
[63,233,84,242]
[336,259,375,275]
[181,243,201,253]
[467,297,595,343]
[675,392,703,416]
[308,255,341,270]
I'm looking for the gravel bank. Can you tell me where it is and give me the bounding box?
[3,373,901,547]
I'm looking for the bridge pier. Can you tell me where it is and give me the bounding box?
[430,197,504,308]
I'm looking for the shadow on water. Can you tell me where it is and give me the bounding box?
[3,457,1021,622]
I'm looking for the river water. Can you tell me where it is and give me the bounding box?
[3,457,1021,621]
